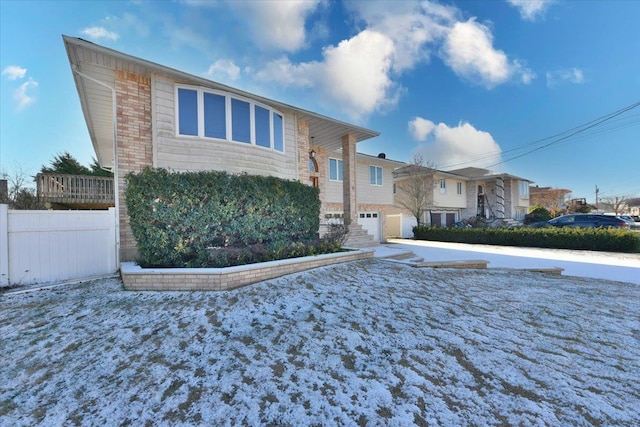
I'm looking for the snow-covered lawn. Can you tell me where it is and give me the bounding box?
[2,259,639,426]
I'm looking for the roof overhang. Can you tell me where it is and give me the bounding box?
[63,35,379,170]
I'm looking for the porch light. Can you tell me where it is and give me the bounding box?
[309,150,316,158]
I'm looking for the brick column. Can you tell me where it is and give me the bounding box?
[495,177,505,219]
[115,70,152,261]
[342,133,357,225]
[296,119,310,184]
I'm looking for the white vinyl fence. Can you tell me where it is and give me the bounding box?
[0,205,117,287]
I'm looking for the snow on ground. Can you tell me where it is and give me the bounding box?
[2,259,639,426]
[385,239,640,285]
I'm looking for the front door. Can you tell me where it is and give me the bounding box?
[477,185,486,218]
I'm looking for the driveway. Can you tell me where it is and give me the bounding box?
[383,239,640,285]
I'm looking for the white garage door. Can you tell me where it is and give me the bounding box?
[358,212,381,242]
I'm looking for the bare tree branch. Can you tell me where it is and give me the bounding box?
[393,153,437,226]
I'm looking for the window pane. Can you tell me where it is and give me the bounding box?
[330,159,337,180]
[376,167,382,185]
[338,160,343,181]
[370,166,375,185]
[273,113,284,152]
[204,92,226,139]
[231,98,251,143]
[178,88,198,136]
[255,105,270,148]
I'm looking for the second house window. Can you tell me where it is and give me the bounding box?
[369,166,382,186]
[329,158,343,181]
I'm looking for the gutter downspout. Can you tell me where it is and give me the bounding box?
[71,66,120,270]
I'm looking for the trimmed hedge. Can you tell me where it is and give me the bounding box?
[413,226,640,253]
[125,168,328,267]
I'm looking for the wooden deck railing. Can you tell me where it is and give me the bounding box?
[37,173,115,204]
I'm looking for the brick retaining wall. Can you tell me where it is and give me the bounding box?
[121,248,373,291]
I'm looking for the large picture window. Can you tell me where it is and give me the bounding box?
[176,85,284,152]
[329,158,343,182]
[273,113,283,152]
[203,92,226,139]
[177,88,198,136]
[231,98,251,144]
[254,105,271,148]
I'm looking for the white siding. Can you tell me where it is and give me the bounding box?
[356,157,395,205]
[325,155,344,204]
[152,75,298,180]
[432,176,467,209]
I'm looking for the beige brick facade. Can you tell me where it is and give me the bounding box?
[115,70,153,261]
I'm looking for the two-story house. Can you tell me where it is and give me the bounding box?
[391,165,532,236]
[63,36,406,261]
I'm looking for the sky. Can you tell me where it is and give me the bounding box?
[1,0,639,204]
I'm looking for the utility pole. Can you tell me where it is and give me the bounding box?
[595,185,599,213]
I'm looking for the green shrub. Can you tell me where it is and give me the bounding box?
[524,205,552,224]
[413,225,640,253]
[125,168,332,267]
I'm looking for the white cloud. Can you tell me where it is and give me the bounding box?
[255,1,535,120]
[546,68,585,88]
[81,26,119,41]
[346,1,456,73]
[408,117,436,141]
[230,0,322,52]
[442,18,535,88]
[255,57,317,87]
[205,59,241,81]
[507,0,554,21]
[319,30,397,120]
[2,65,27,80]
[256,30,398,122]
[409,117,502,169]
[14,78,39,110]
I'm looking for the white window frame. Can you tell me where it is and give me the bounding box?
[457,182,463,195]
[440,179,447,194]
[329,158,343,182]
[175,85,285,153]
[369,165,383,186]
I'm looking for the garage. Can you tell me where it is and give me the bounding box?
[358,212,381,242]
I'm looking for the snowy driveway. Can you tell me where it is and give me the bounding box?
[2,259,639,426]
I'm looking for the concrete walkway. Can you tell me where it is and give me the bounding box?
[373,238,640,285]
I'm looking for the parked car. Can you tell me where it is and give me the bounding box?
[531,214,631,229]
[618,215,637,226]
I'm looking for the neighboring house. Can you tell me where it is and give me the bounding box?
[529,185,571,215]
[63,36,400,261]
[627,198,640,216]
[392,165,532,234]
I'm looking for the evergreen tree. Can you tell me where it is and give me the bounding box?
[40,152,91,175]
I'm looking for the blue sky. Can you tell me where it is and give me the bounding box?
[1,0,638,203]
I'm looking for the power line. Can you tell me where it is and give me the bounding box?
[439,101,640,170]
[484,101,640,169]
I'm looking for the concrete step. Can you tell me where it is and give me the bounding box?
[414,259,489,269]
[343,224,379,248]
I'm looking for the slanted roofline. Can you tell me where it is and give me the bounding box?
[63,35,379,169]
